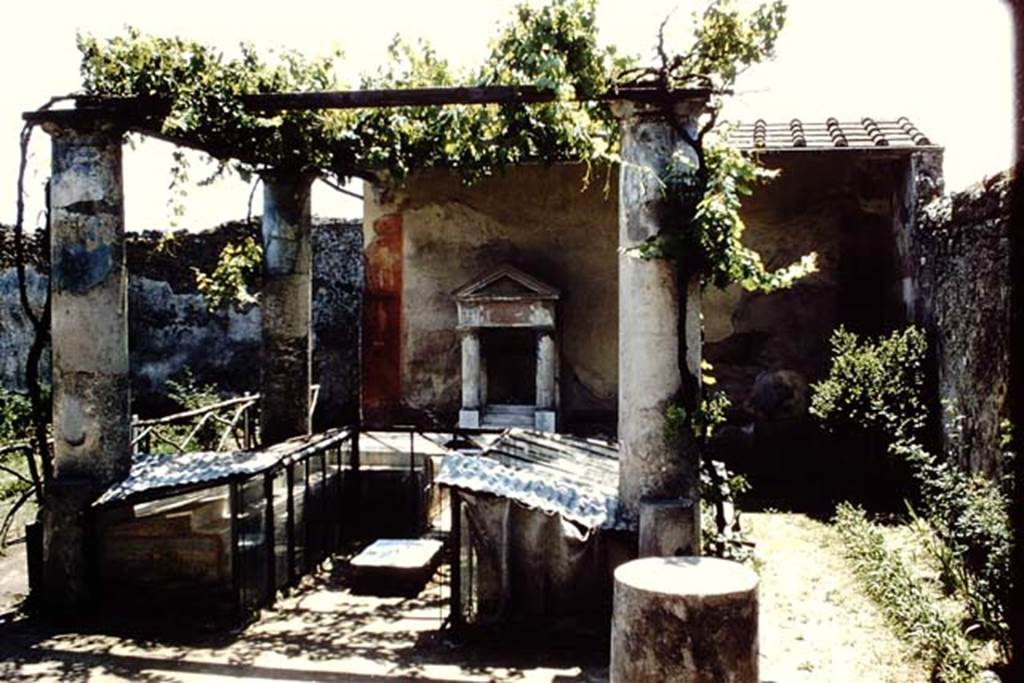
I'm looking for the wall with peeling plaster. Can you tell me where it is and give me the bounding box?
[0,219,362,426]
[364,163,620,429]
[364,157,922,468]
[704,152,925,503]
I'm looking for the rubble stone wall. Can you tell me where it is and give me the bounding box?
[913,172,1012,477]
[0,219,362,426]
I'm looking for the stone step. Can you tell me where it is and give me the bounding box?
[482,413,534,428]
[482,404,535,428]
[485,404,536,415]
[349,538,444,596]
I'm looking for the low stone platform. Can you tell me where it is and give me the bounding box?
[349,538,444,596]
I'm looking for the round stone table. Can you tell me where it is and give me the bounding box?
[610,556,759,683]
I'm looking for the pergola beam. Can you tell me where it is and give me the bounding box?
[23,85,710,124]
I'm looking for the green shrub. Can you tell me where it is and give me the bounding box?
[810,325,927,443]
[812,326,1014,663]
[165,369,222,412]
[895,438,1012,656]
[0,387,34,446]
[152,371,225,453]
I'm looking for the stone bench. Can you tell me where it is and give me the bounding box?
[349,538,444,596]
[610,556,759,683]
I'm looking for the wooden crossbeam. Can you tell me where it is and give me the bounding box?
[23,85,710,124]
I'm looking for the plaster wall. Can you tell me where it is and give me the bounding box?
[705,153,913,424]
[363,163,619,427]
[366,156,914,444]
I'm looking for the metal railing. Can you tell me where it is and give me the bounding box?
[228,429,356,622]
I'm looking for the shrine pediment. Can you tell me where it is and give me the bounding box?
[453,265,560,303]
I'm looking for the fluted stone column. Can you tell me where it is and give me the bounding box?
[614,100,705,545]
[260,172,313,445]
[459,329,481,428]
[42,115,130,607]
[534,331,556,431]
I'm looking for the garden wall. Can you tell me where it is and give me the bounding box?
[0,219,363,427]
[912,171,1012,477]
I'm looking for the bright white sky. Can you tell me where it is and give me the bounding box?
[0,0,1014,231]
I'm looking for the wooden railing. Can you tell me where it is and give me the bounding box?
[130,384,320,455]
[130,394,260,454]
[0,385,321,546]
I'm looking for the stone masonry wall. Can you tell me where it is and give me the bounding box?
[0,219,363,426]
[913,171,1012,477]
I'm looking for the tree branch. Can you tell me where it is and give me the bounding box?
[0,486,36,548]
[319,175,364,200]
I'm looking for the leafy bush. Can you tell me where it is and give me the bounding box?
[194,235,261,310]
[812,326,1014,663]
[833,503,979,682]
[895,438,1012,656]
[149,371,226,453]
[810,326,927,443]
[0,388,34,446]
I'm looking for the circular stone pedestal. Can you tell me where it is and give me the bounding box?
[610,556,758,683]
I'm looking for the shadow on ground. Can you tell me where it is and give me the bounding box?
[0,559,609,682]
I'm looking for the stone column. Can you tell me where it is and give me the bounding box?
[534,331,556,432]
[42,115,130,608]
[614,100,704,543]
[459,329,481,428]
[260,172,313,445]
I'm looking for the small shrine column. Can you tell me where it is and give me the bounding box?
[613,99,705,549]
[260,171,314,445]
[459,329,481,428]
[40,113,130,607]
[535,331,556,431]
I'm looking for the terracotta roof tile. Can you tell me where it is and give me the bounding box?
[730,117,937,151]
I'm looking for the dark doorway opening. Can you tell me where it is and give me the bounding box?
[481,329,536,405]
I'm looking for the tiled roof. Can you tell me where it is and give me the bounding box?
[436,429,626,530]
[730,116,936,151]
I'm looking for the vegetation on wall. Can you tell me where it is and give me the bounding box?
[812,326,1015,670]
[74,0,805,302]
[193,235,262,310]
[15,1,801,526]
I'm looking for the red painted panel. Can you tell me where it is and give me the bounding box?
[363,214,403,417]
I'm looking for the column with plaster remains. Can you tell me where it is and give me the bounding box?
[260,172,313,445]
[615,100,704,552]
[42,115,131,607]
[459,329,481,428]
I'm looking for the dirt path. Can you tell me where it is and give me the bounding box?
[748,511,929,682]
[0,541,28,613]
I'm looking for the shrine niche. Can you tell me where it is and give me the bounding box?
[453,265,559,431]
